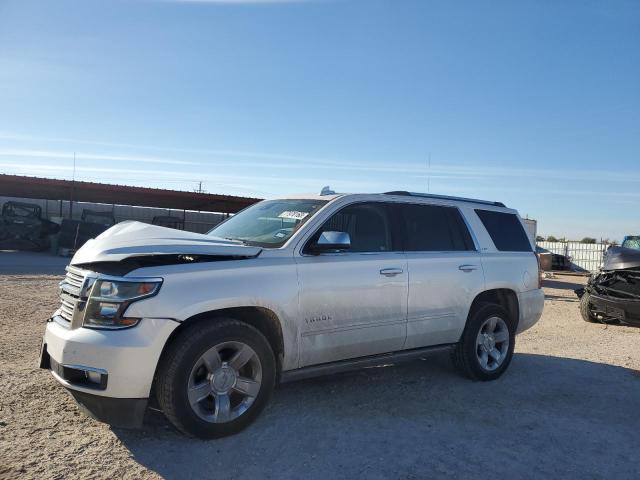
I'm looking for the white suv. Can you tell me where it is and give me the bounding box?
[40,190,544,438]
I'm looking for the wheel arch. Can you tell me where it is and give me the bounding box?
[181,306,283,362]
[150,306,285,405]
[467,288,520,330]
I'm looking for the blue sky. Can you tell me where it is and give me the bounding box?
[0,0,638,241]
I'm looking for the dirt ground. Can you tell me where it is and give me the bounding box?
[1,272,639,480]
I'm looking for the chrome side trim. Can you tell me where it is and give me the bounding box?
[279,344,455,383]
[407,312,457,323]
[300,317,407,337]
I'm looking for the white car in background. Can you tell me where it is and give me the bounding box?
[40,189,544,438]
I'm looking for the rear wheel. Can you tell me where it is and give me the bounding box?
[156,318,276,439]
[452,303,515,381]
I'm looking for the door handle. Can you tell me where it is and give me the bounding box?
[380,268,404,277]
[458,264,478,273]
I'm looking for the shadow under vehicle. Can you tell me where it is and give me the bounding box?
[0,201,60,251]
[576,246,640,326]
[111,353,640,480]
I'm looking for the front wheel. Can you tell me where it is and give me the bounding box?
[579,291,599,323]
[156,318,276,439]
[452,303,515,381]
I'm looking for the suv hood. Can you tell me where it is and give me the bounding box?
[70,221,262,265]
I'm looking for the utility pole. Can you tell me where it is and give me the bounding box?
[194,181,206,194]
[427,152,431,193]
[69,152,76,219]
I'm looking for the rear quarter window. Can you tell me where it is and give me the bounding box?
[475,209,532,252]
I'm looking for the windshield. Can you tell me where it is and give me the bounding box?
[622,236,640,250]
[208,199,328,247]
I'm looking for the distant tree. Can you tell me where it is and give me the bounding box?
[536,235,545,242]
[546,235,558,242]
[558,237,567,243]
[580,237,597,244]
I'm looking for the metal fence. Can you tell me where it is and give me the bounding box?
[536,241,611,273]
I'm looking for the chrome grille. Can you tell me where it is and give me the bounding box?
[65,268,85,290]
[59,293,77,322]
[57,267,88,324]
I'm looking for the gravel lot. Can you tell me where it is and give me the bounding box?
[1,270,639,479]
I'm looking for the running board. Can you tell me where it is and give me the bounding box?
[279,344,455,384]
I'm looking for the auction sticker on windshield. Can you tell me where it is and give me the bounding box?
[278,211,309,220]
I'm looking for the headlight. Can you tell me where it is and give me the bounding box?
[83,278,162,329]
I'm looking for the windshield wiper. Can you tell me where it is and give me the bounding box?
[222,237,245,244]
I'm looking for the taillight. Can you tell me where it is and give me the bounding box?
[535,253,543,289]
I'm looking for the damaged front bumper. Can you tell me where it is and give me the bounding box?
[587,292,640,325]
[40,316,179,428]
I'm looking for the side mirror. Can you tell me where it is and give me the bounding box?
[313,231,351,253]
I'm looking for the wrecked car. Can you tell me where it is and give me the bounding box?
[39,191,544,438]
[622,235,640,251]
[152,215,185,230]
[576,246,640,326]
[0,201,60,251]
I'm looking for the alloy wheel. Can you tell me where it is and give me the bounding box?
[475,316,510,371]
[187,341,262,423]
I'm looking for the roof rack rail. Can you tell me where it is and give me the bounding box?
[384,191,506,208]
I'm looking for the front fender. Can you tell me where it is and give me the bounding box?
[124,258,300,370]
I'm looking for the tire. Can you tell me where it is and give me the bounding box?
[451,303,515,381]
[579,291,599,323]
[156,318,276,439]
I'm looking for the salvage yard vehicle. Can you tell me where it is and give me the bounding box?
[621,235,640,251]
[576,245,640,326]
[58,209,116,252]
[39,190,544,438]
[0,201,60,251]
[152,215,185,230]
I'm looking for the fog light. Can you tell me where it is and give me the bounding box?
[86,370,102,384]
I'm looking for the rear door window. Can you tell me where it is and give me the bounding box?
[400,203,474,252]
[475,209,532,252]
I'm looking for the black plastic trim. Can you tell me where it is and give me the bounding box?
[588,292,640,325]
[280,343,455,383]
[49,357,108,390]
[384,191,506,207]
[68,389,148,429]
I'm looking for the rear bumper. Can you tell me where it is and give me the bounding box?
[517,288,545,333]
